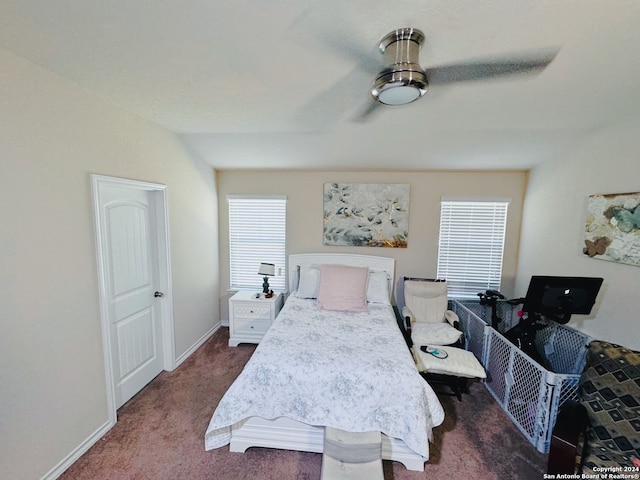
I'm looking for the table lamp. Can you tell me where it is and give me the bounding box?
[258,262,275,294]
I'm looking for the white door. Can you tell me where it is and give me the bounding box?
[97,182,165,408]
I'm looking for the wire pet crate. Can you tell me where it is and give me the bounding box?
[452,300,592,454]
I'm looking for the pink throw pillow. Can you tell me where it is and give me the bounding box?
[317,264,369,312]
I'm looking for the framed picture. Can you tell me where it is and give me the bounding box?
[323,183,409,248]
[584,191,640,267]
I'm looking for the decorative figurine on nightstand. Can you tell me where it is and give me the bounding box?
[258,262,275,294]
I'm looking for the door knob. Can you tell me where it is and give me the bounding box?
[154,291,164,298]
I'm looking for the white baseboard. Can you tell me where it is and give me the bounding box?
[41,418,114,480]
[174,322,220,368]
[43,323,219,479]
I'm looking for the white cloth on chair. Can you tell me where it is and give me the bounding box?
[402,279,462,346]
[404,280,449,322]
[411,322,462,346]
[413,345,486,379]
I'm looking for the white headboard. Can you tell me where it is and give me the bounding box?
[288,253,395,296]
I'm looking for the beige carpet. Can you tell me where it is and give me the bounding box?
[59,327,547,479]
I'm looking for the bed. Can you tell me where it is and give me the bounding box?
[205,253,444,471]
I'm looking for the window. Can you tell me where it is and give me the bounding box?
[228,195,286,292]
[436,197,509,299]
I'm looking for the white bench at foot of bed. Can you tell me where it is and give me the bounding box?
[229,416,427,472]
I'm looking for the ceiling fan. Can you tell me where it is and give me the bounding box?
[294,23,559,124]
[342,27,559,124]
[370,27,557,108]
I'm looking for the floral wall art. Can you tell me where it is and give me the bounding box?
[323,183,409,248]
[584,191,640,267]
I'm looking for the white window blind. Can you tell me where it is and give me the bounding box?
[437,198,509,299]
[228,195,286,292]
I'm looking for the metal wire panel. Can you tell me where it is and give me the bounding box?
[451,300,592,453]
[451,301,487,361]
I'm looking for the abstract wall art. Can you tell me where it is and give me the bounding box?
[323,183,409,248]
[584,191,640,267]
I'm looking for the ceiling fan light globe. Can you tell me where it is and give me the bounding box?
[377,85,421,105]
[372,71,428,105]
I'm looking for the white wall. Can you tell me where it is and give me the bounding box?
[516,117,640,350]
[0,48,219,479]
[217,170,528,309]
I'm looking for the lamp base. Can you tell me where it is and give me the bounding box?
[262,276,270,294]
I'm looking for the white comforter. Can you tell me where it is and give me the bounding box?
[205,295,444,458]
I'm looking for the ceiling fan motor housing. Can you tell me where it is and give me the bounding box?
[372,28,428,105]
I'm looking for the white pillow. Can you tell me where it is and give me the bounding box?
[366,271,391,305]
[317,264,368,312]
[296,266,321,298]
[411,322,462,346]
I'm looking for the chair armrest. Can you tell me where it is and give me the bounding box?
[402,306,415,325]
[444,310,459,329]
[398,306,414,348]
[402,306,414,339]
[547,401,589,474]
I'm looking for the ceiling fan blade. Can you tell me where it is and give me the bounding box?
[351,98,382,123]
[287,7,380,75]
[425,48,559,86]
[295,68,373,129]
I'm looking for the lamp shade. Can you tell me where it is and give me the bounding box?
[258,262,275,276]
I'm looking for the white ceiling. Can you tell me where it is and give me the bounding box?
[2,0,639,170]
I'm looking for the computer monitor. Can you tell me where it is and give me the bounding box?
[521,276,603,324]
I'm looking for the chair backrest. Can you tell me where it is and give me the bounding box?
[403,279,448,324]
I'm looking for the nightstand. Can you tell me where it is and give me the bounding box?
[228,291,283,347]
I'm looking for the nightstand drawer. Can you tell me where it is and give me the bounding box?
[232,317,270,336]
[233,303,271,320]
